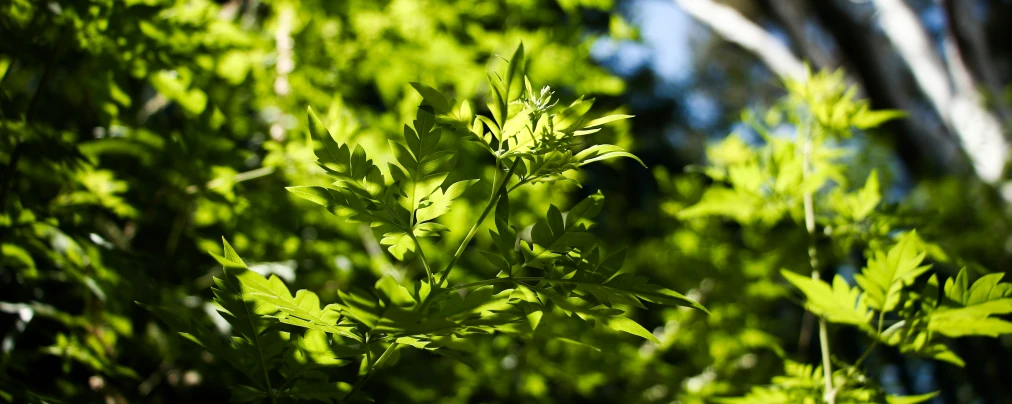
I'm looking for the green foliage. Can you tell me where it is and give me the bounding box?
[1,0,639,401]
[4,0,1011,400]
[676,70,1011,402]
[784,234,1012,368]
[142,239,362,403]
[143,45,704,402]
[854,232,931,313]
[780,271,873,330]
[721,360,938,404]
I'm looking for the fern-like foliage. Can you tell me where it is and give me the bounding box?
[854,233,932,313]
[144,44,705,402]
[784,232,1012,367]
[688,71,1007,403]
[780,271,873,331]
[141,239,362,403]
[719,360,938,404]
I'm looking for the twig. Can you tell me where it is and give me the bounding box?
[436,158,520,286]
[408,232,435,287]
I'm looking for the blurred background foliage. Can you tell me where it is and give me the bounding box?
[1,0,1010,403]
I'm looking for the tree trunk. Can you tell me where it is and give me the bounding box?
[673,0,805,80]
[870,0,1008,184]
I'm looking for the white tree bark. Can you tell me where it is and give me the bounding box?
[673,0,805,80]
[871,0,1008,183]
[674,0,996,181]
[945,0,1009,121]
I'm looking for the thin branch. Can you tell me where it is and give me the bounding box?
[436,158,521,286]
[447,279,510,291]
[801,122,835,404]
[408,232,435,287]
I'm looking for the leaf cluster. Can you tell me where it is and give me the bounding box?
[144,45,705,402]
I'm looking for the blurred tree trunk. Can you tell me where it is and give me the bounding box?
[679,0,1011,185]
[943,0,1011,122]
[806,0,965,177]
[763,0,839,72]
[674,0,966,178]
[673,0,805,80]
[870,0,1008,184]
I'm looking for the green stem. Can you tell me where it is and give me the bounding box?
[851,341,878,372]
[876,309,886,335]
[408,232,434,287]
[241,293,275,403]
[507,177,531,193]
[801,123,834,404]
[436,158,520,286]
[447,277,515,291]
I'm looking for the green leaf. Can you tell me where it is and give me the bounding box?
[677,187,760,224]
[854,232,931,313]
[389,107,455,227]
[409,82,451,114]
[581,114,633,129]
[212,238,359,341]
[928,268,1012,337]
[519,193,604,269]
[850,169,880,221]
[852,109,906,129]
[523,302,544,331]
[293,329,357,365]
[573,274,708,312]
[943,267,1012,306]
[781,271,873,328]
[308,106,349,173]
[374,275,417,307]
[415,179,478,223]
[138,302,260,387]
[286,186,392,225]
[504,43,525,102]
[604,316,659,344]
[575,144,645,167]
[302,108,394,225]
[207,242,285,394]
[886,392,939,404]
[535,286,658,343]
[379,231,416,261]
[553,96,594,132]
[487,74,507,127]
